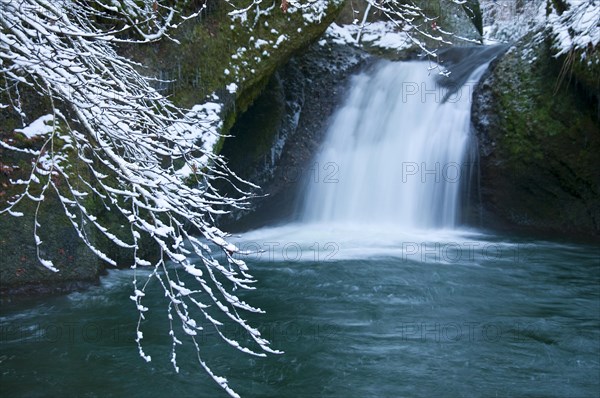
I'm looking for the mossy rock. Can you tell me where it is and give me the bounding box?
[472,32,600,238]
[123,0,345,133]
[0,100,105,296]
[1,2,346,296]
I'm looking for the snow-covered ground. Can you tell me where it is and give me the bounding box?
[480,0,546,44]
[481,0,599,61]
[14,114,55,139]
[324,20,415,52]
[548,0,600,56]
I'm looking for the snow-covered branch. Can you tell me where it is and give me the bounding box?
[357,0,481,56]
[1,0,277,396]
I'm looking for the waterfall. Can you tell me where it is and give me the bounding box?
[301,60,490,230]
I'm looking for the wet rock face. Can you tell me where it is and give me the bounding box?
[471,34,600,239]
[0,212,103,298]
[219,41,372,230]
[0,83,105,298]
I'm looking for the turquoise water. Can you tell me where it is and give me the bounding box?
[1,229,599,397]
[3,50,598,398]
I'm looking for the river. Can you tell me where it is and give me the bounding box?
[1,57,599,397]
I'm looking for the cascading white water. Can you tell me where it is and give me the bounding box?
[301,60,489,230]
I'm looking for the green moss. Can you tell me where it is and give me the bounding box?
[0,127,105,291]
[480,32,600,234]
[493,38,598,167]
[570,48,600,96]
[0,87,134,292]
[127,1,344,120]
